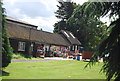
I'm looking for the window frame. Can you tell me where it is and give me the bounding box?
[18,42,26,51]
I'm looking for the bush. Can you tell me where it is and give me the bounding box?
[12,53,25,59]
[12,53,44,59]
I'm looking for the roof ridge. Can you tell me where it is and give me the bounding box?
[32,28,57,35]
[6,16,38,27]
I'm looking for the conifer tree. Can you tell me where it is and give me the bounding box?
[1,1,13,68]
[54,0,76,33]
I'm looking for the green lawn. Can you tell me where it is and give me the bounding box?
[2,60,106,79]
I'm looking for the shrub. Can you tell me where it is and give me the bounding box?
[12,53,25,59]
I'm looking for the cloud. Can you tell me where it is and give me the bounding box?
[3,0,59,32]
[4,1,54,18]
[20,15,58,32]
[3,0,18,5]
[3,0,88,32]
[3,0,58,11]
[3,0,60,32]
[39,0,58,11]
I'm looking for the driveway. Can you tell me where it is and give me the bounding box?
[11,57,73,62]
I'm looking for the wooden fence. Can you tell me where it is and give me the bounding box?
[82,51,94,60]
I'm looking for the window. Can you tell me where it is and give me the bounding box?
[70,33,75,38]
[18,42,25,51]
[64,31,70,37]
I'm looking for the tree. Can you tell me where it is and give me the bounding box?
[54,0,76,33]
[68,2,107,51]
[0,0,2,69]
[1,1,13,68]
[81,2,120,81]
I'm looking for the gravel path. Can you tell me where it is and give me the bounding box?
[11,57,73,62]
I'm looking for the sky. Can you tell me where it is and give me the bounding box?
[3,0,89,32]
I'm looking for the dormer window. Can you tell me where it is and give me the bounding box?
[70,33,75,38]
[64,31,70,37]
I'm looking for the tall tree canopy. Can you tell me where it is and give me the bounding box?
[54,0,76,33]
[1,1,13,68]
[80,2,120,81]
[68,2,107,51]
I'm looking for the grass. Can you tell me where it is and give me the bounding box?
[2,60,106,79]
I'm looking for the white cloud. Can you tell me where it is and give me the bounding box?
[3,0,18,5]
[12,8,22,16]
[38,0,58,11]
[3,0,59,10]
[3,0,59,32]
[3,0,38,3]
[3,0,88,33]
[20,15,58,32]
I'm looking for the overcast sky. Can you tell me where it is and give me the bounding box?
[3,0,89,32]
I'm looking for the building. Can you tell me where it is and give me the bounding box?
[6,16,81,57]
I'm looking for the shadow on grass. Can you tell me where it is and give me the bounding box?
[2,70,10,76]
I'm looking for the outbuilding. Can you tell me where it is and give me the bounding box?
[6,16,81,57]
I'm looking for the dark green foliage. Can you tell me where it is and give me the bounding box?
[1,1,13,68]
[100,18,120,81]
[68,2,107,51]
[83,2,120,81]
[0,1,2,70]
[54,20,67,33]
[54,0,76,33]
